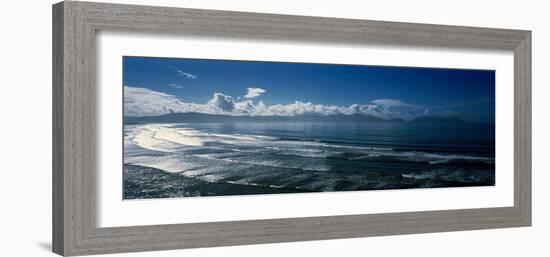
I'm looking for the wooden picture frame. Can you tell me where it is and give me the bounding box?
[52,1,531,256]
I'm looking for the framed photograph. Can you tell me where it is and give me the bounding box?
[52,1,531,256]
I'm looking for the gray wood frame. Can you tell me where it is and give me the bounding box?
[52,1,531,256]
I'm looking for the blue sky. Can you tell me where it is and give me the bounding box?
[123,56,495,122]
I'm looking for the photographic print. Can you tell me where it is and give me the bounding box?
[123,56,495,200]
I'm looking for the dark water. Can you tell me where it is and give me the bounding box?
[123,122,495,199]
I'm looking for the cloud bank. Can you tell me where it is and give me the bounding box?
[124,86,424,120]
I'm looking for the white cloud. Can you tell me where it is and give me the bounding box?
[168,83,183,89]
[371,99,409,107]
[169,66,198,79]
[124,86,421,120]
[244,87,266,99]
[370,98,425,120]
[208,92,235,112]
[177,71,198,79]
[124,87,212,117]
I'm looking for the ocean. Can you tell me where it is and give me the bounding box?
[123,122,495,199]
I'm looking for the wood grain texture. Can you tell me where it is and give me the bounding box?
[514,32,532,224]
[52,1,532,256]
[52,2,65,255]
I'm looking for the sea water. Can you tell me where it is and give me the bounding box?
[123,122,495,199]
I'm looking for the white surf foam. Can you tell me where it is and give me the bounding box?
[131,127,179,152]
[155,127,203,147]
[349,150,494,164]
[130,125,203,152]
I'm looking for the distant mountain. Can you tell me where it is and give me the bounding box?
[409,116,466,123]
[124,112,491,127]
[124,112,405,124]
[409,116,492,128]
